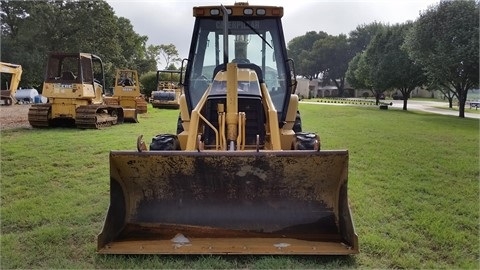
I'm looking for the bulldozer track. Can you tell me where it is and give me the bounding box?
[75,105,123,129]
[28,103,51,127]
[136,98,148,114]
[27,104,123,129]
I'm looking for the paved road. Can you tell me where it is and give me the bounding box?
[301,99,480,119]
[390,100,480,119]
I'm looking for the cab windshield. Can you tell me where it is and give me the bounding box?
[186,17,290,115]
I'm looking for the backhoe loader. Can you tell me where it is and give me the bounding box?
[98,3,358,255]
[104,69,148,116]
[28,52,132,128]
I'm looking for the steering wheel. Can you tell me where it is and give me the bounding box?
[232,58,250,64]
[190,75,211,105]
[192,75,210,91]
[198,74,209,82]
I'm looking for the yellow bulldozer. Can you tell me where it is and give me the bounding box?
[0,61,23,106]
[28,52,135,128]
[98,3,358,255]
[104,69,148,116]
[151,70,182,109]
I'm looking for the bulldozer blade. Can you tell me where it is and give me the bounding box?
[122,108,138,123]
[98,150,358,255]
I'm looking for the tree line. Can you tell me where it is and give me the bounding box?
[287,0,478,117]
[2,1,478,117]
[1,0,181,96]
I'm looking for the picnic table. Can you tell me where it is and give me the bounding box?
[469,101,480,110]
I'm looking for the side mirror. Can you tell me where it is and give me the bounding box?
[179,58,188,86]
[287,58,297,94]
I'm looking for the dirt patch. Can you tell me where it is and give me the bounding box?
[0,104,32,130]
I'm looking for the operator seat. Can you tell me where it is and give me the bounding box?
[61,71,76,80]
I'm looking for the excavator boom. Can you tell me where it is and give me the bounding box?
[0,62,23,105]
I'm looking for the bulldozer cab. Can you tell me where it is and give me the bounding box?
[184,5,296,124]
[108,69,146,119]
[43,53,105,104]
[114,69,140,96]
[156,70,181,90]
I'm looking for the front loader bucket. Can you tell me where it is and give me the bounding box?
[98,150,358,255]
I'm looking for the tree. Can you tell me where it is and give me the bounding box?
[404,0,479,117]
[348,22,386,55]
[313,34,353,97]
[1,0,155,89]
[288,24,386,97]
[1,1,50,88]
[364,23,427,110]
[147,43,181,70]
[344,22,387,100]
[427,81,456,108]
[287,31,329,79]
[139,71,157,99]
[346,52,384,104]
[115,17,154,72]
[146,45,161,69]
[346,52,371,90]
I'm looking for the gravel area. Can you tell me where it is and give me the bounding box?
[0,104,32,130]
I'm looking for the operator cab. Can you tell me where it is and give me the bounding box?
[45,53,104,87]
[183,4,294,123]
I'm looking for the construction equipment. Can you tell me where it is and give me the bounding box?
[104,69,148,115]
[151,70,182,109]
[0,62,23,105]
[28,52,130,129]
[98,3,358,255]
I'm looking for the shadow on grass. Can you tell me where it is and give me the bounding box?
[399,108,480,126]
[95,254,358,269]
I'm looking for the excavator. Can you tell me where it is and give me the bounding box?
[104,69,148,116]
[0,62,23,105]
[28,52,129,129]
[151,70,182,109]
[98,3,358,255]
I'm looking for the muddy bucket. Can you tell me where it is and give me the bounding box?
[97,150,358,255]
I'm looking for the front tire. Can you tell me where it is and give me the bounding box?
[292,132,320,150]
[150,134,181,150]
[293,111,302,133]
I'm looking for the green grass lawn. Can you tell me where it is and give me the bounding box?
[1,104,479,269]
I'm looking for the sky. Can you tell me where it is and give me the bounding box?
[106,0,440,62]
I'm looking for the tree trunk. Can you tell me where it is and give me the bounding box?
[333,78,345,97]
[458,101,465,118]
[400,88,410,111]
[457,87,467,118]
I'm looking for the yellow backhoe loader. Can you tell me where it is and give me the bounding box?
[151,70,182,109]
[28,52,130,128]
[0,62,23,105]
[104,69,148,117]
[98,3,358,255]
